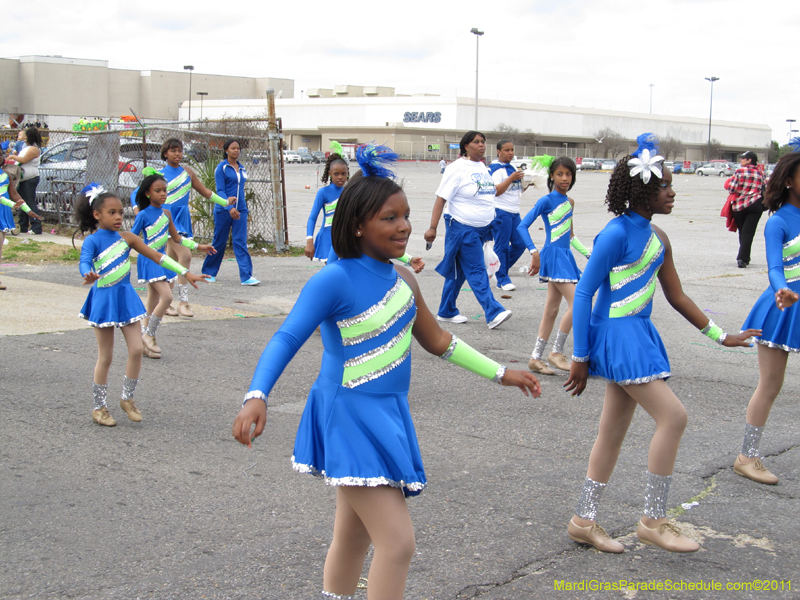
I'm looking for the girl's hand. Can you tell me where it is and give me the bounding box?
[500,369,541,397]
[185,272,211,288]
[83,271,100,285]
[723,328,761,348]
[305,239,314,259]
[528,252,540,276]
[232,400,267,449]
[227,197,237,206]
[230,208,241,220]
[198,244,216,256]
[409,256,425,273]
[564,361,588,396]
[776,288,799,310]
[423,227,437,243]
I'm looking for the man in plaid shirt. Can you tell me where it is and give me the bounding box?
[724,151,765,268]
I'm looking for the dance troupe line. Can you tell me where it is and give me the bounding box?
[5,129,797,598]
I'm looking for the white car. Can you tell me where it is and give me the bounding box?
[600,160,616,171]
[284,151,301,164]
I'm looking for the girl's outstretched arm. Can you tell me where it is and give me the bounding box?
[398,266,541,397]
[120,231,208,287]
[164,208,216,255]
[186,165,235,206]
[653,224,760,347]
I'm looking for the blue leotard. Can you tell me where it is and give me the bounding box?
[159,164,193,236]
[306,183,343,261]
[0,172,15,233]
[131,204,177,283]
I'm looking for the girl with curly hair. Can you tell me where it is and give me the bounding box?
[734,149,800,485]
[564,134,758,554]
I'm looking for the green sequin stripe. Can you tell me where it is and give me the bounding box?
[609,233,663,291]
[94,239,129,272]
[325,199,338,212]
[165,172,190,204]
[785,263,800,283]
[550,217,572,242]
[342,320,414,388]
[97,259,131,287]
[548,200,571,224]
[0,171,8,196]
[609,269,659,318]
[145,214,169,238]
[149,231,168,250]
[338,279,412,342]
[782,233,800,262]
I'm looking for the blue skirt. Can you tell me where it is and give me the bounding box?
[137,252,177,283]
[743,287,800,353]
[0,203,14,233]
[169,204,193,237]
[80,280,148,328]
[588,313,671,385]
[313,227,332,262]
[539,245,581,283]
[292,378,427,497]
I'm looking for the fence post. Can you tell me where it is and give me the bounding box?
[86,130,120,195]
[266,89,287,251]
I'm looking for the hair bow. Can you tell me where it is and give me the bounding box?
[142,167,159,177]
[789,137,800,153]
[356,143,398,179]
[628,133,663,184]
[81,182,107,205]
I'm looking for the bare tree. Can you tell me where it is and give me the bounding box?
[495,123,538,147]
[707,138,723,161]
[659,136,686,161]
[592,128,628,159]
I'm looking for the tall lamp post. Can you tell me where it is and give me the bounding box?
[197,92,208,120]
[470,28,484,130]
[649,83,654,114]
[183,65,194,122]
[705,76,719,161]
[787,119,796,142]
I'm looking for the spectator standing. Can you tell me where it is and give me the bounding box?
[725,151,765,268]
[6,127,43,234]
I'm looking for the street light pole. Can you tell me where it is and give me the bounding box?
[470,28,484,130]
[197,92,208,120]
[787,119,796,142]
[649,84,654,114]
[705,76,719,161]
[183,65,194,123]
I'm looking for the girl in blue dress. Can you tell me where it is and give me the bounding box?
[76,184,207,427]
[306,153,349,262]
[232,144,541,600]
[735,150,800,485]
[564,135,758,554]
[159,138,234,317]
[517,157,591,375]
[0,169,40,290]
[131,172,215,359]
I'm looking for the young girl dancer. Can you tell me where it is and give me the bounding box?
[76,184,207,426]
[735,150,800,485]
[489,140,527,291]
[564,136,758,553]
[159,138,234,316]
[306,153,349,262]
[232,144,540,600]
[1,169,41,290]
[517,157,591,375]
[132,173,215,358]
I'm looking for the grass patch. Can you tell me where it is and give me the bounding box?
[1,238,80,263]
[669,476,717,517]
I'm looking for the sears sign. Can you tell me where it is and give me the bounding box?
[403,111,442,124]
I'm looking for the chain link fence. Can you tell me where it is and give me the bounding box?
[25,118,286,247]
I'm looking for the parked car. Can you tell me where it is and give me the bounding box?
[510,156,532,170]
[766,163,776,178]
[696,162,735,177]
[297,151,313,164]
[579,158,599,171]
[672,162,683,174]
[663,161,674,173]
[311,151,326,163]
[284,151,301,163]
[600,160,616,171]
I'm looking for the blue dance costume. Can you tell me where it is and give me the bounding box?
[246,254,426,496]
[131,205,177,283]
[0,172,15,232]
[307,183,343,261]
[518,190,583,283]
[572,211,670,385]
[742,203,800,352]
[159,165,193,237]
[79,229,148,328]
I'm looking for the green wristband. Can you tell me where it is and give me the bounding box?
[19,202,31,213]
[209,192,228,207]
[180,237,198,250]
[700,319,727,345]
[159,255,189,276]
[440,334,505,383]
[397,253,412,264]
[570,236,590,257]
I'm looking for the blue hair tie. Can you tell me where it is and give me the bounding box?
[789,137,800,153]
[356,143,398,179]
[631,133,660,158]
[81,182,107,205]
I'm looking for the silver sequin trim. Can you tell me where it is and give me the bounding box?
[95,238,128,265]
[97,260,131,288]
[782,232,800,257]
[643,471,671,519]
[343,346,412,389]
[539,276,579,283]
[596,371,671,386]
[572,355,589,363]
[610,234,663,291]
[492,365,506,384]
[149,231,169,250]
[552,330,568,355]
[531,337,547,360]
[322,592,354,600]
[292,456,425,493]
[609,269,659,317]
[337,279,402,329]
[145,314,161,337]
[80,311,147,329]
[752,338,800,353]
[137,275,170,283]
[741,423,764,458]
[784,251,800,262]
[786,273,800,283]
[547,200,571,220]
[575,476,607,521]
[343,320,414,369]
[243,390,268,407]
[440,334,458,360]
[342,294,414,346]
[550,221,571,243]
[121,376,138,401]
[93,382,108,410]
[175,283,189,303]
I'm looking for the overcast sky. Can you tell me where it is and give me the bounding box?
[3,0,796,143]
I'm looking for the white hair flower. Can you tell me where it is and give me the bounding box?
[628,149,664,184]
[84,184,107,205]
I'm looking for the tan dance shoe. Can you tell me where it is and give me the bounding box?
[165,305,179,317]
[142,333,161,355]
[119,399,143,422]
[636,519,699,553]
[142,344,161,359]
[92,407,117,427]
[567,518,624,553]
[178,303,194,317]
[734,456,779,485]
[528,358,556,375]
[548,352,571,371]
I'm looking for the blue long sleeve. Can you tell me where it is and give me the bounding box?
[517,195,550,251]
[130,210,145,236]
[572,223,626,359]
[247,265,353,400]
[79,234,96,277]
[306,189,326,237]
[214,163,232,212]
[766,216,789,292]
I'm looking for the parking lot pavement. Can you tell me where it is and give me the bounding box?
[1,163,797,599]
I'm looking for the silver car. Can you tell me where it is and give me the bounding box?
[696,162,735,177]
